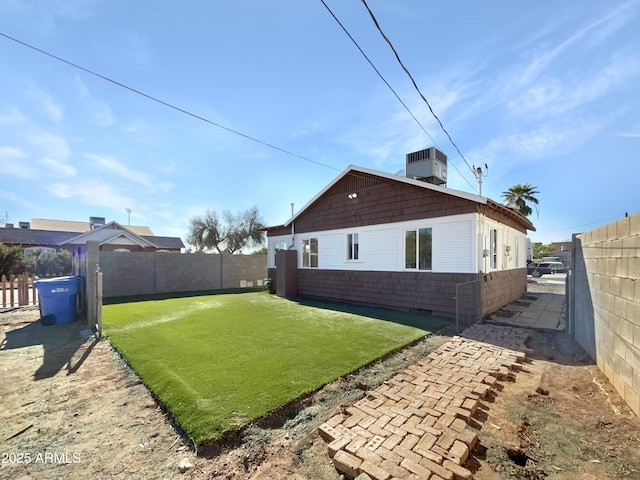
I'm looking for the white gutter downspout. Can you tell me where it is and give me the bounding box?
[289,202,295,249]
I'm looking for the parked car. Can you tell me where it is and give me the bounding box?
[527,261,564,277]
[541,256,562,263]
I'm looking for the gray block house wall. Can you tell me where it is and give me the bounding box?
[97,251,267,298]
[570,212,640,416]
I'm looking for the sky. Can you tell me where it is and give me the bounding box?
[1,0,639,247]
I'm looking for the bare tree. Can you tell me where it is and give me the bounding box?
[187,207,265,254]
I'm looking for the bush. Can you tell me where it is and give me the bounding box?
[23,249,72,277]
[0,243,24,277]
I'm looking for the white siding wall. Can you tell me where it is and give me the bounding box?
[268,213,480,273]
[436,221,474,272]
[477,217,528,273]
[268,213,529,274]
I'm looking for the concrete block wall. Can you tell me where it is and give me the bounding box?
[155,253,221,293]
[100,251,156,297]
[571,212,640,417]
[97,251,267,298]
[221,254,269,289]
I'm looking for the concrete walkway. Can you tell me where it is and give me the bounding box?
[318,293,566,479]
[485,292,565,331]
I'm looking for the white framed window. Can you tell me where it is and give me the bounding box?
[302,238,318,268]
[490,229,498,269]
[273,240,287,266]
[404,227,432,270]
[347,233,359,260]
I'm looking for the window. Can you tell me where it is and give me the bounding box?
[515,236,519,267]
[405,227,432,270]
[347,233,359,260]
[302,238,318,268]
[273,240,287,266]
[490,229,498,269]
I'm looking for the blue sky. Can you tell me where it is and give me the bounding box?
[1,0,639,246]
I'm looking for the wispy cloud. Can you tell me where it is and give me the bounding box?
[0,188,37,209]
[82,152,172,193]
[39,157,76,177]
[614,123,640,138]
[124,118,148,133]
[83,152,154,188]
[0,107,28,126]
[29,132,70,159]
[117,31,153,69]
[0,146,37,178]
[508,53,640,117]
[0,128,75,179]
[74,75,115,126]
[516,0,640,87]
[468,118,605,170]
[26,85,64,124]
[1,0,103,36]
[48,180,133,212]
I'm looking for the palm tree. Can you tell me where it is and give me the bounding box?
[501,184,539,217]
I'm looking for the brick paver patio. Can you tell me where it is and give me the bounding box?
[319,324,531,480]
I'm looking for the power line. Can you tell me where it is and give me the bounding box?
[535,214,627,235]
[0,31,340,173]
[319,1,476,192]
[358,0,478,181]
[319,0,436,146]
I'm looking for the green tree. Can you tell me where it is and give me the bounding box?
[532,242,555,259]
[187,207,265,254]
[23,249,72,276]
[501,183,539,217]
[0,243,23,276]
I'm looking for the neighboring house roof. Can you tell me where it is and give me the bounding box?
[0,228,77,246]
[0,221,185,250]
[141,235,186,250]
[30,218,155,236]
[59,221,157,248]
[266,165,535,232]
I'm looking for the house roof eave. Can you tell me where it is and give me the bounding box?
[280,165,488,227]
[486,199,536,232]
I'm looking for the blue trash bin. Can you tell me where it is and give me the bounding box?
[35,276,81,325]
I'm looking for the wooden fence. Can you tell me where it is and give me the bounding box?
[1,273,38,309]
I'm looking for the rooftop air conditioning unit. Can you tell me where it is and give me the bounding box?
[405,147,447,186]
[89,216,106,230]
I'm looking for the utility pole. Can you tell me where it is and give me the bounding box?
[125,208,132,226]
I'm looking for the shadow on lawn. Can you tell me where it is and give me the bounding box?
[104,286,265,305]
[292,296,451,332]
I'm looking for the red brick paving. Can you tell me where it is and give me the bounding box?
[319,324,530,479]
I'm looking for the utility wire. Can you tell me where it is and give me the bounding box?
[359,0,477,180]
[535,214,627,235]
[319,1,476,192]
[0,31,340,172]
[319,0,436,146]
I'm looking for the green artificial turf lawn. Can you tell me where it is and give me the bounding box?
[103,291,449,445]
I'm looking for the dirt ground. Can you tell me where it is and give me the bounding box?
[1,283,639,480]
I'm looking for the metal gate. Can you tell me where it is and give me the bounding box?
[455,276,482,333]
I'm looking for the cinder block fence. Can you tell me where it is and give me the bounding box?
[569,212,640,416]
